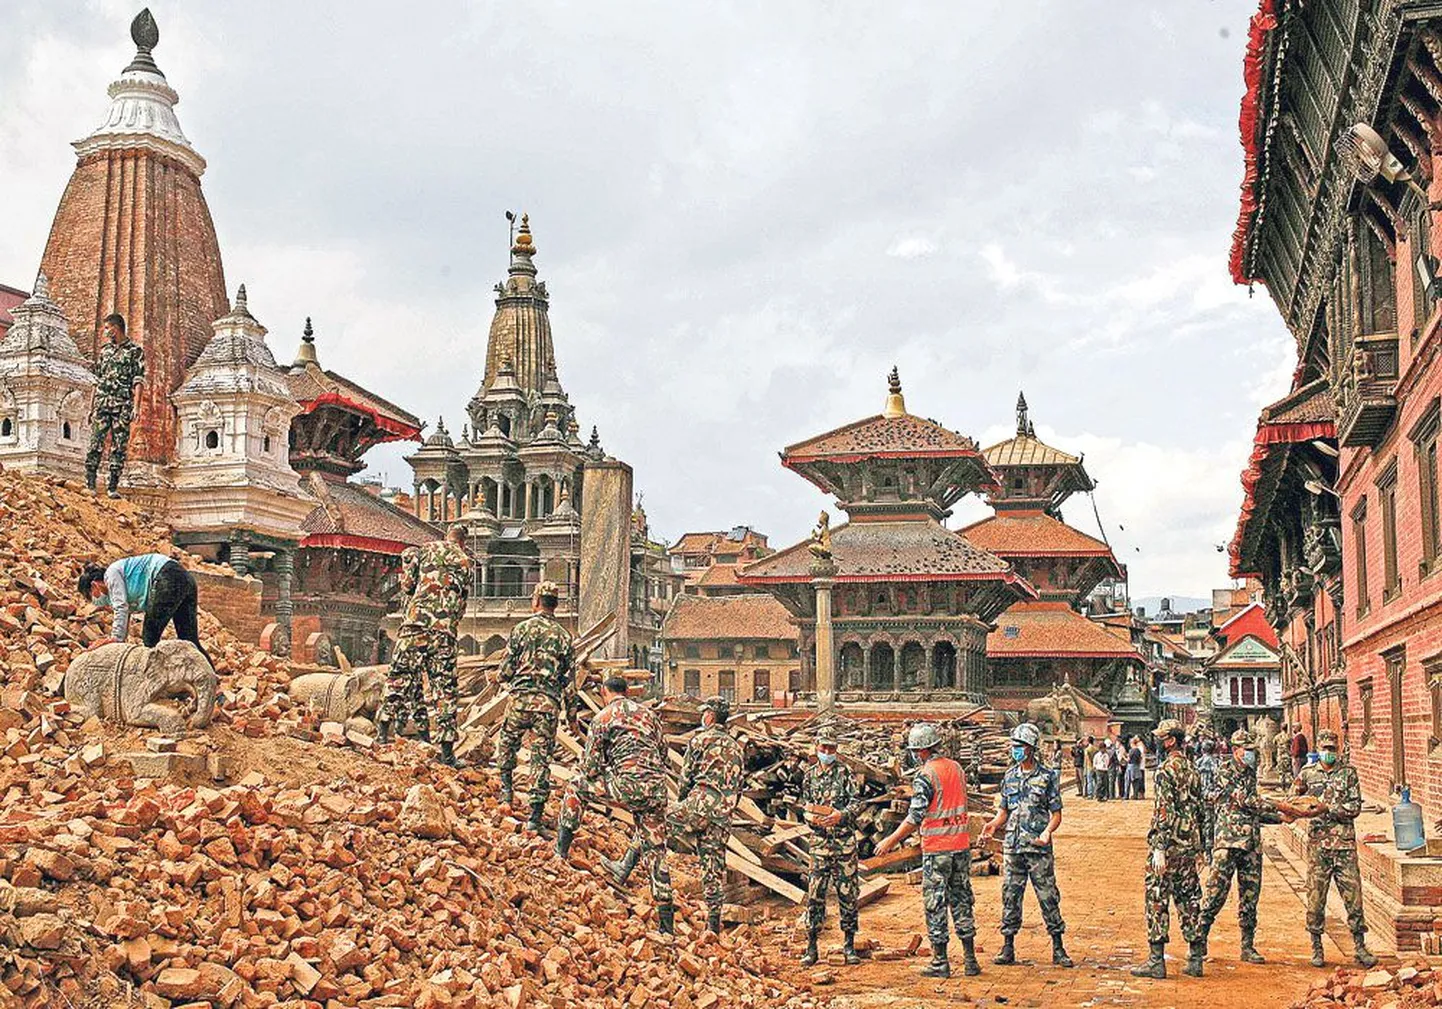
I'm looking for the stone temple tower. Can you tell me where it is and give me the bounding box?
[38,8,228,471]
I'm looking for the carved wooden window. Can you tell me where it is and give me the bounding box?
[682,669,700,697]
[1257,676,1267,707]
[1424,654,1442,752]
[1359,677,1375,746]
[684,644,700,660]
[1413,194,1436,342]
[717,670,736,704]
[1355,219,1398,336]
[1380,463,1401,602]
[753,643,770,660]
[1384,646,1408,789]
[753,670,771,703]
[1412,400,1441,576]
[1352,497,1370,617]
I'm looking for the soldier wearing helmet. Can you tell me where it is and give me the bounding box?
[980,722,1074,968]
[1198,726,1304,965]
[495,578,576,833]
[1292,727,1375,968]
[1132,719,1205,980]
[875,723,980,978]
[665,697,744,935]
[798,724,863,967]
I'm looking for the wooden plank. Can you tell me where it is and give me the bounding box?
[555,726,584,759]
[859,846,921,875]
[461,693,510,732]
[725,851,805,903]
[858,877,890,907]
[735,795,770,826]
[760,822,811,854]
[726,835,762,866]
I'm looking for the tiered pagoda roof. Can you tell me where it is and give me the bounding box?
[982,393,1094,515]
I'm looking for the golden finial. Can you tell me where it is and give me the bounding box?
[883,366,907,418]
[513,212,533,251]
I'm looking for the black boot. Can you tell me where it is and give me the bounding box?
[106,472,121,499]
[843,932,860,965]
[961,936,981,976]
[800,930,820,966]
[554,825,574,858]
[600,845,641,886]
[1309,933,1325,968]
[657,903,675,935]
[524,804,544,834]
[415,721,431,744]
[437,740,456,766]
[1352,930,1377,968]
[993,935,1015,965]
[1240,928,1265,964]
[84,468,97,493]
[498,769,514,807]
[375,720,393,745]
[1184,940,1205,978]
[1052,934,1074,968]
[1131,941,1166,978]
[920,941,950,978]
[707,908,722,934]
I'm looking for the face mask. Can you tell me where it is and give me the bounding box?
[1011,746,1028,763]
[818,752,837,766]
[1241,750,1257,768]
[1320,751,1338,766]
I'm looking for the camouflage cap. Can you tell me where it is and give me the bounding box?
[1229,728,1255,748]
[699,695,730,725]
[1010,722,1041,748]
[1316,728,1339,748]
[816,727,840,746]
[534,580,561,600]
[1155,718,1184,740]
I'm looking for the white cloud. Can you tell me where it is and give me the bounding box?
[886,235,938,259]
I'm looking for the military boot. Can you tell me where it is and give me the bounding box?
[1052,934,1075,968]
[657,903,675,936]
[1183,940,1205,978]
[1131,941,1167,978]
[707,908,722,934]
[106,471,121,499]
[415,721,431,744]
[800,930,820,966]
[1352,930,1377,968]
[437,740,456,767]
[524,804,545,834]
[84,468,98,493]
[600,846,641,886]
[554,825,575,859]
[1309,934,1326,968]
[920,941,950,978]
[960,936,981,976]
[842,932,860,966]
[498,769,514,808]
[1239,929,1265,964]
[993,936,1015,965]
[375,720,393,745]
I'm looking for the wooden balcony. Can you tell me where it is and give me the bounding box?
[1338,334,1399,448]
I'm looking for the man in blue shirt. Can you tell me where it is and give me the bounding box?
[980,722,1073,968]
[78,554,209,665]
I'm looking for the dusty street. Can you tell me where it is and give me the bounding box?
[777,790,1352,1008]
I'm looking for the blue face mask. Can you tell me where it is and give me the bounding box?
[1320,750,1338,766]
[1241,750,1257,767]
[818,751,837,766]
[1011,745,1028,763]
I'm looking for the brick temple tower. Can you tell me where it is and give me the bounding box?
[38,9,228,470]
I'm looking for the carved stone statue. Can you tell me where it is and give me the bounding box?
[1024,684,1083,739]
[288,666,386,722]
[1255,714,1278,780]
[64,641,217,735]
[808,510,834,561]
[1352,347,1374,382]
[1273,726,1295,782]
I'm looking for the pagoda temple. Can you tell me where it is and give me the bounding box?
[961,393,1144,723]
[738,370,1035,707]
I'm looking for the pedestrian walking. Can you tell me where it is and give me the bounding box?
[556,676,675,933]
[85,312,145,497]
[375,525,471,766]
[494,580,575,830]
[1071,738,1086,797]
[1131,737,1147,799]
[1123,737,1140,799]
[78,553,209,665]
[798,727,863,966]
[1132,719,1206,979]
[1084,736,1098,798]
[1110,738,1125,799]
[1198,729,1302,963]
[1294,729,1377,968]
[980,722,1074,968]
[1290,724,1310,779]
[1093,743,1111,801]
[665,696,743,935]
[875,723,980,978]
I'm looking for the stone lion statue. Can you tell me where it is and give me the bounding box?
[287,666,386,721]
[64,641,217,735]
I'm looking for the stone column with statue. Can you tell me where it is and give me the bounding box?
[809,510,838,711]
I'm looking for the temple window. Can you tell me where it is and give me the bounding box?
[0,418,12,438]
[62,421,72,441]
[1359,677,1375,746]
[1352,498,1370,617]
[204,429,220,450]
[1379,462,1400,602]
[263,434,272,454]
[1411,400,1441,575]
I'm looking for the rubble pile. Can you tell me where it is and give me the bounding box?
[1289,963,1442,1009]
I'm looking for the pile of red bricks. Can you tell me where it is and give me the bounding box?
[1290,964,1442,1008]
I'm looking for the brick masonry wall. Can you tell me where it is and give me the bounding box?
[39,149,228,465]
[193,570,266,647]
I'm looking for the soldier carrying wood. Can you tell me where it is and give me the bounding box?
[798,727,863,967]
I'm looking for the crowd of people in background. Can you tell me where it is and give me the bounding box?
[1068,734,1148,801]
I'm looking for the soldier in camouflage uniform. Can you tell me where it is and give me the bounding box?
[1293,729,1377,968]
[556,676,676,934]
[665,696,744,934]
[1199,728,1300,964]
[496,581,575,831]
[799,727,863,966]
[980,722,1074,968]
[376,524,471,765]
[85,313,146,498]
[1132,719,1206,979]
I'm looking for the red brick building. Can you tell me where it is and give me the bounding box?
[1227,0,1442,819]
[0,284,27,339]
[660,593,800,705]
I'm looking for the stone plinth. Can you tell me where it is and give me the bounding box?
[579,458,633,659]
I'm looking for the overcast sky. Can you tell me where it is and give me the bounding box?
[0,0,1294,600]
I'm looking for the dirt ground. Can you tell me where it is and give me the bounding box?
[773,791,1365,1008]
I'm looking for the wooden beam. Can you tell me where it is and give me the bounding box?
[724,851,804,903]
[859,877,890,907]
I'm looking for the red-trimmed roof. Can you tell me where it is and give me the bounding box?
[696,562,741,587]
[960,513,1116,559]
[783,413,992,469]
[301,475,438,555]
[661,593,797,641]
[1229,0,1280,285]
[1214,601,1278,649]
[737,518,1036,591]
[987,601,1142,659]
[288,363,422,442]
